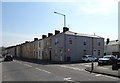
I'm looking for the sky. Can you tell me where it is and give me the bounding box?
[1,0,120,47]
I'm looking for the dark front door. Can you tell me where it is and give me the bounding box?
[50,50,51,61]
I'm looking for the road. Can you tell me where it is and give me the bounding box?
[1,58,120,82]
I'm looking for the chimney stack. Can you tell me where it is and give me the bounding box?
[48,33,53,37]
[25,41,30,43]
[42,35,47,39]
[63,27,69,32]
[55,30,60,35]
[34,38,38,41]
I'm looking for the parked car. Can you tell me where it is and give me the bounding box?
[4,54,14,61]
[92,56,98,61]
[82,55,97,62]
[118,58,120,63]
[98,55,116,66]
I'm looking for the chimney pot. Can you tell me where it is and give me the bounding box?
[34,38,38,41]
[42,35,47,39]
[48,33,53,37]
[55,30,60,35]
[63,27,69,32]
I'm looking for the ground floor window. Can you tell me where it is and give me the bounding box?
[98,50,100,56]
[39,51,40,56]
[83,50,86,55]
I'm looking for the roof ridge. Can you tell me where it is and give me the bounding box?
[65,31,103,38]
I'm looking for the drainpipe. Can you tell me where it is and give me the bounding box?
[91,37,94,72]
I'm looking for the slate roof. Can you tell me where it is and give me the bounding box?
[64,31,104,38]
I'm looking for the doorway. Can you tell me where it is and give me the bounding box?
[50,50,51,61]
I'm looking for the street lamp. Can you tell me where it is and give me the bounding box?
[54,11,66,27]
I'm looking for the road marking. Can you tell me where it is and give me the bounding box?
[83,65,90,67]
[103,75,119,80]
[95,74,118,80]
[35,68,42,71]
[24,64,32,67]
[42,70,51,74]
[99,67,109,70]
[35,68,51,74]
[64,77,73,81]
[78,63,97,67]
[60,65,84,71]
[71,64,90,67]
[14,60,22,64]
[95,74,103,76]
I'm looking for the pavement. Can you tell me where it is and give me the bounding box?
[85,65,120,78]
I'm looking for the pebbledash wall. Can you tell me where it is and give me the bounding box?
[5,27,104,62]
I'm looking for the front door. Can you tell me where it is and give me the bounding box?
[49,50,51,61]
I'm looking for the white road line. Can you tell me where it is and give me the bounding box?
[78,63,97,67]
[64,77,73,81]
[24,64,32,67]
[60,65,84,71]
[35,68,51,74]
[103,75,119,80]
[84,65,90,67]
[14,60,22,64]
[35,68,42,71]
[42,70,51,74]
[99,67,109,70]
[71,64,90,67]
[95,74,103,76]
[95,74,118,80]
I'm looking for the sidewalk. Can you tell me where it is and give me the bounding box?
[85,65,120,78]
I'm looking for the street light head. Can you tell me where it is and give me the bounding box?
[54,12,57,13]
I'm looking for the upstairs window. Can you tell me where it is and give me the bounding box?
[69,38,72,44]
[34,44,35,49]
[39,42,41,47]
[98,42,100,46]
[83,41,86,45]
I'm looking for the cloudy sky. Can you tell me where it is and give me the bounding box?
[1,0,120,47]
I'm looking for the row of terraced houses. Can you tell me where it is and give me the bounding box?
[4,27,105,62]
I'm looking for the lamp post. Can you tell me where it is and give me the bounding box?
[54,12,66,27]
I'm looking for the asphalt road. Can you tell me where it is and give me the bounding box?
[2,58,120,82]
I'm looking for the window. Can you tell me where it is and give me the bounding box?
[83,40,86,45]
[55,38,59,45]
[98,50,100,56]
[84,42,86,45]
[34,51,35,56]
[34,44,35,49]
[39,51,41,56]
[98,42,100,46]
[69,38,72,44]
[83,50,86,55]
[39,42,41,47]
